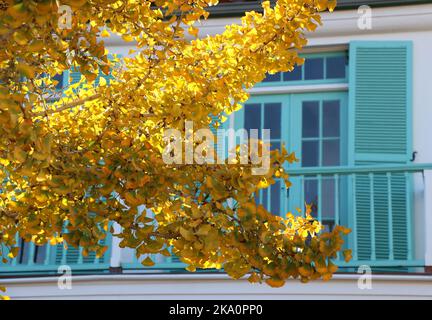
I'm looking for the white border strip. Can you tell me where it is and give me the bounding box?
[1,273,432,285]
[249,83,348,95]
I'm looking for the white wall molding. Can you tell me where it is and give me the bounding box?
[194,4,432,39]
[2,274,432,299]
[103,4,432,47]
[424,170,432,267]
[249,83,348,95]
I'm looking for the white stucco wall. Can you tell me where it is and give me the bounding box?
[1,274,432,299]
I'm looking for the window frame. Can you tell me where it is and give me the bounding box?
[258,52,348,88]
[232,51,349,219]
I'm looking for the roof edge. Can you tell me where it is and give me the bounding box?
[206,0,432,18]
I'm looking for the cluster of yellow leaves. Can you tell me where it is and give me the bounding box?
[0,285,9,300]
[0,0,349,287]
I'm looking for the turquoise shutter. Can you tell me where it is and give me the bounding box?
[349,41,413,262]
[54,234,110,266]
[69,67,82,85]
[59,56,121,266]
[53,222,112,266]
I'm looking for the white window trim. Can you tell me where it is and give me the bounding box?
[248,83,348,95]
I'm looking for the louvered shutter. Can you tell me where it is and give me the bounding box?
[53,224,80,265]
[69,66,82,85]
[54,234,110,265]
[53,221,112,266]
[56,56,121,267]
[349,41,413,262]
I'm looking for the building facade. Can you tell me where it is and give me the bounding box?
[2,0,432,299]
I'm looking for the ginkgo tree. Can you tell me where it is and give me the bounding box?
[0,0,351,292]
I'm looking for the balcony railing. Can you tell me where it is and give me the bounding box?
[286,163,432,270]
[122,163,432,272]
[1,163,432,275]
[0,234,112,275]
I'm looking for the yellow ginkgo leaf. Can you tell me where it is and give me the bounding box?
[141,256,155,267]
[257,179,270,189]
[100,29,110,37]
[99,77,107,86]
[265,277,285,288]
[188,26,199,37]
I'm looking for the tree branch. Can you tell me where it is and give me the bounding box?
[32,93,102,117]
[32,93,155,118]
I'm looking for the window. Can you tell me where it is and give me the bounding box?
[327,56,347,79]
[263,73,281,82]
[262,52,347,84]
[244,100,283,213]
[283,65,302,81]
[301,99,341,168]
[243,102,282,149]
[238,52,348,223]
[297,94,346,232]
[16,238,47,265]
[257,180,281,214]
[304,58,324,80]
[53,72,65,90]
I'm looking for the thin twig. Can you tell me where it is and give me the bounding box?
[32,93,102,117]
[32,93,155,118]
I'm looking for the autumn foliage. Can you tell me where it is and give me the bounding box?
[0,0,350,288]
